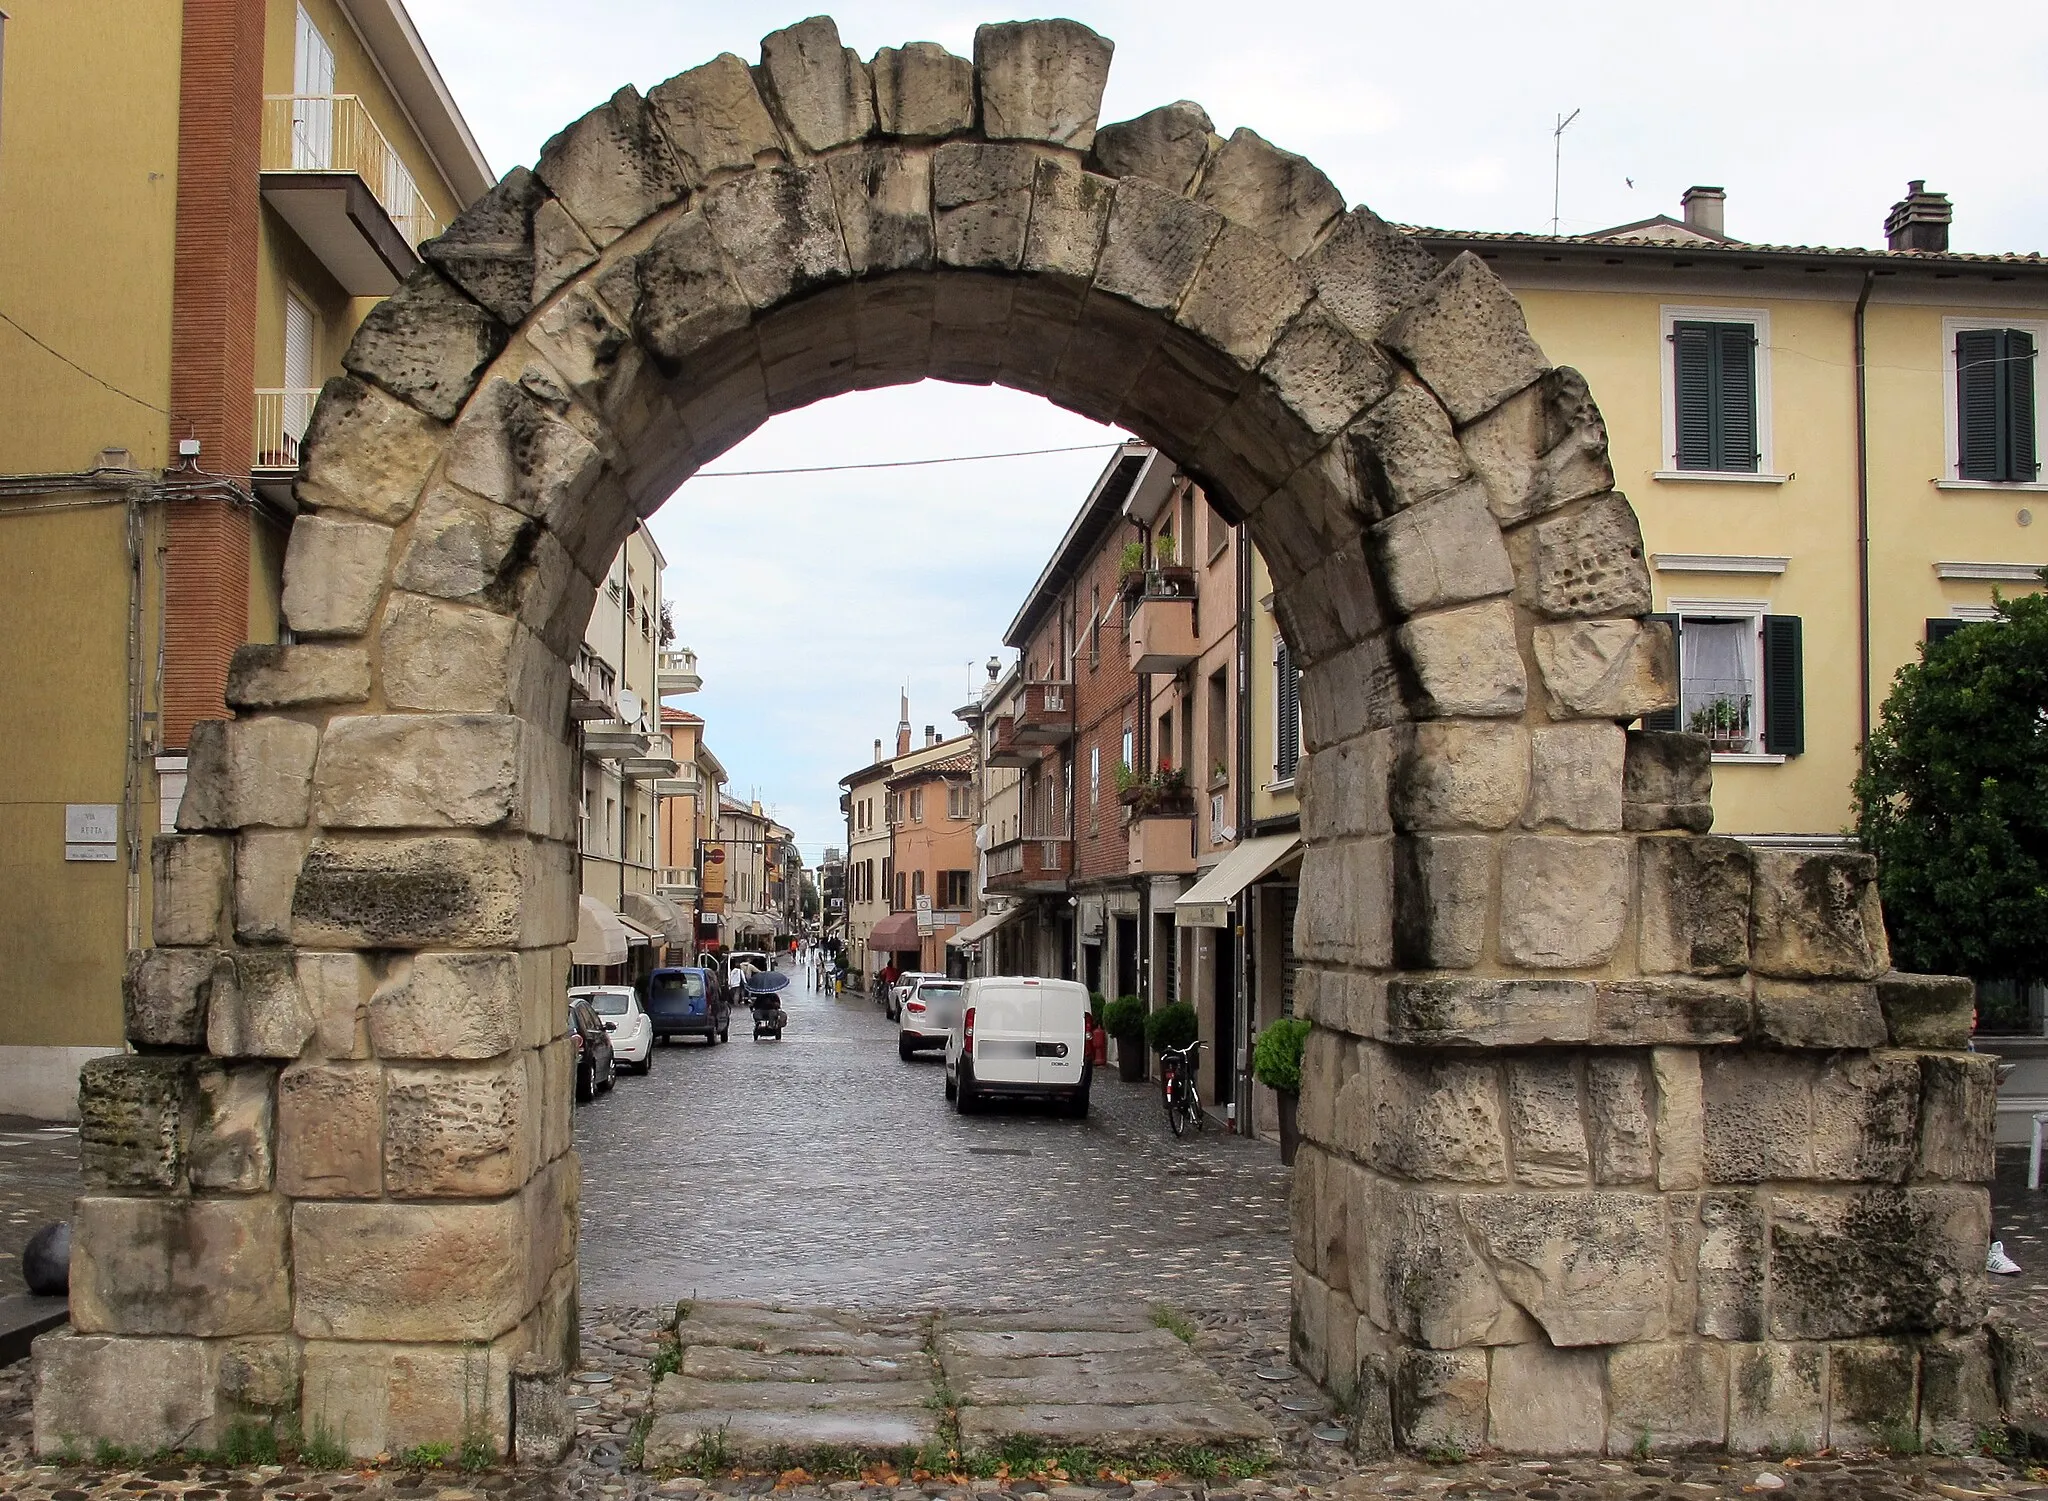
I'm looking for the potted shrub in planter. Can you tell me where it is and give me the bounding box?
[1252,1016,1311,1165]
[1143,1000,1199,1057]
[1102,995,1148,1081]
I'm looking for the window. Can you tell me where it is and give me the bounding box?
[1090,585,1101,669]
[885,791,899,826]
[895,870,907,910]
[1207,667,1229,787]
[1643,606,1803,758]
[605,797,617,853]
[1121,725,1134,778]
[1275,631,1301,783]
[1157,707,1173,773]
[1673,320,1758,472]
[291,5,336,168]
[947,782,973,820]
[1951,325,2040,484]
[1206,499,1229,562]
[909,788,923,823]
[941,870,972,908]
[913,869,925,901]
[1090,745,1100,807]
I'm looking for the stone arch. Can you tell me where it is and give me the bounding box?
[52,16,1991,1463]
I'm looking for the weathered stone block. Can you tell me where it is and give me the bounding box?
[368,950,522,1061]
[79,1054,189,1189]
[1349,1047,1506,1185]
[1389,1347,1487,1453]
[1352,1179,1510,1349]
[1460,366,1615,527]
[341,266,505,423]
[1826,1339,1918,1450]
[1505,1058,1590,1188]
[1585,1056,1653,1184]
[1090,100,1212,194]
[1486,1340,1605,1455]
[217,1335,301,1414]
[1525,494,1652,620]
[1392,835,1490,970]
[1350,376,1468,517]
[280,514,392,639]
[1497,836,1629,969]
[870,42,971,137]
[151,834,230,948]
[932,141,1039,272]
[1382,251,1548,425]
[1768,1187,1987,1340]
[1749,849,1888,981]
[124,945,223,1047]
[1298,728,1393,838]
[32,1329,221,1457]
[1754,979,1886,1049]
[759,16,873,154]
[1695,1191,1766,1340]
[973,19,1110,149]
[1384,978,1593,1048]
[1919,1332,1999,1451]
[233,830,305,944]
[1532,618,1677,720]
[298,950,372,1061]
[1288,1143,1321,1276]
[1373,483,1515,617]
[1303,205,1439,343]
[1727,1341,1825,1453]
[1638,835,1751,975]
[385,1055,529,1198]
[379,593,524,714]
[1652,1047,1704,1191]
[1095,176,1223,312]
[1465,1191,1669,1346]
[292,835,569,949]
[226,643,370,710]
[188,1061,275,1193]
[1013,156,1111,291]
[209,948,314,1060]
[1875,971,1974,1050]
[420,166,547,325]
[828,148,936,278]
[1293,836,1393,969]
[301,1334,516,1459]
[1623,729,1713,832]
[1291,1263,1331,1384]
[512,1352,575,1464]
[443,379,603,549]
[388,484,530,606]
[1605,1341,1727,1453]
[1193,127,1343,261]
[525,284,642,414]
[633,211,753,367]
[1592,977,1751,1047]
[1521,722,1624,832]
[1398,598,1526,718]
[703,164,852,308]
[1257,303,1397,441]
[1917,1051,1998,1182]
[277,1060,382,1198]
[295,375,444,525]
[647,53,782,182]
[312,713,526,831]
[293,1192,534,1342]
[533,85,685,246]
[71,1193,291,1336]
[1177,222,1312,371]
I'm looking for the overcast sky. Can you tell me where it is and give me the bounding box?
[406,0,2048,861]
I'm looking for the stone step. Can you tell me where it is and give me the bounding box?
[957,1400,1276,1449]
[938,1328,1182,1360]
[643,1405,941,1468]
[654,1374,933,1414]
[683,1345,925,1384]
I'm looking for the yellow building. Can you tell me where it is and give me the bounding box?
[1420,182,2047,838]
[0,1,489,1115]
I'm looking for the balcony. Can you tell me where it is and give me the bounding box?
[657,867,700,901]
[988,715,1035,768]
[622,755,680,781]
[1013,680,1074,746]
[658,648,702,697]
[583,722,654,761]
[985,836,1071,894]
[260,94,437,295]
[654,765,702,798]
[1128,593,1198,675]
[1128,813,1196,877]
[570,654,618,723]
[253,387,320,479]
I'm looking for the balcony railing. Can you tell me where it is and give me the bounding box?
[1682,679,1758,755]
[657,867,700,900]
[261,94,440,246]
[253,388,320,471]
[985,836,1070,892]
[1014,679,1074,745]
[658,648,702,697]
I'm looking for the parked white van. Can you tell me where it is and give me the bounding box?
[943,976,1091,1117]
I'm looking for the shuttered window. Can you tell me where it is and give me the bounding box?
[1275,633,1301,782]
[1673,320,1760,472]
[1925,617,1973,649]
[1639,612,1803,757]
[1957,328,2039,484]
[1760,615,1804,756]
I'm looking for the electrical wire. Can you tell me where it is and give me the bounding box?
[0,309,170,415]
[692,441,1125,478]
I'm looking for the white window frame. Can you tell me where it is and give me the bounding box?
[1269,624,1300,792]
[1937,315,2048,492]
[1666,595,1783,764]
[1655,304,1787,483]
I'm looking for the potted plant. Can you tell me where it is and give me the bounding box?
[1686,696,1747,754]
[1102,995,1149,1081]
[1143,1000,1199,1054]
[1252,1017,1312,1165]
[1115,539,1147,595]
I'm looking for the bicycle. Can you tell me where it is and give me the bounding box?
[1159,1038,1204,1138]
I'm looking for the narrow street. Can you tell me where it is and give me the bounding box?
[575,959,1293,1313]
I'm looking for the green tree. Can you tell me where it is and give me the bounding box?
[1853,589,2048,985]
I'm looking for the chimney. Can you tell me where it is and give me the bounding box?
[873,738,882,763]
[896,689,912,757]
[925,724,938,747]
[1681,186,1726,239]
[1886,180,1951,253]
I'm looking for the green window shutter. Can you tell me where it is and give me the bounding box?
[2011,330,2038,482]
[1673,320,1759,471]
[1673,324,1716,470]
[1957,329,2005,481]
[1716,323,1759,471]
[1641,612,1682,731]
[1275,634,1300,782]
[1761,615,1804,756]
[1925,617,1971,650]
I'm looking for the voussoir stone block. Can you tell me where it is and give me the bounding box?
[702,164,852,308]
[1531,618,1677,721]
[1350,376,1469,518]
[280,513,392,639]
[1638,834,1752,975]
[151,834,230,947]
[1498,836,1629,969]
[1382,251,1549,426]
[759,16,874,154]
[71,1193,291,1336]
[933,141,1042,272]
[1392,721,1529,831]
[1460,366,1615,527]
[1749,848,1888,980]
[1090,101,1213,194]
[647,53,783,183]
[632,211,754,368]
[444,379,604,547]
[225,643,370,710]
[1525,493,1651,620]
[187,1060,276,1192]
[1522,721,1624,831]
[870,42,972,137]
[1095,176,1223,313]
[177,718,319,831]
[1303,206,1440,344]
[1876,971,1974,1049]
[312,713,525,830]
[421,166,548,326]
[1623,728,1713,833]
[1398,598,1526,718]
[1177,222,1312,371]
[295,376,445,524]
[533,85,687,247]
[973,19,1112,149]
[1256,302,1398,440]
[277,1060,382,1198]
[342,265,505,423]
[1373,482,1515,617]
[1194,127,1344,261]
[369,951,523,1060]
[79,1054,190,1189]
[829,148,937,277]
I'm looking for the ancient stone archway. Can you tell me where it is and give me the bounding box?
[48,17,1994,1461]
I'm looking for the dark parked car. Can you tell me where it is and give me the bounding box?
[568,997,617,1101]
[639,966,730,1046]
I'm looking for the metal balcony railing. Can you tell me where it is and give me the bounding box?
[253,388,320,470]
[1681,679,1758,753]
[261,94,440,246]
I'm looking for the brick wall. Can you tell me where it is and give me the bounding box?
[1069,533,1141,884]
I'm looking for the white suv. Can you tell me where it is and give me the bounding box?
[944,976,1091,1117]
[887,970,942,1022]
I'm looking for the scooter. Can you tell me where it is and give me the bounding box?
[746,970,789,1040]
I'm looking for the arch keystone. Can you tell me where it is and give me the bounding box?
[1193,126,1345,261]
[871,42,973,138]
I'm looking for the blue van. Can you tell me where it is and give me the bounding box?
[639,966,729,1046]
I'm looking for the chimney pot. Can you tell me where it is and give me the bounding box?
[1886,179,1951,253]
[873,738,882,762]
[1681,185,1726,239]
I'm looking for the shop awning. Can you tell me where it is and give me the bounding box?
[618,913,662,947]
[1174,833,1303,928]
[622,891,690,945]
[947,903,1025,948]
[572,894,629,967]
[869,910,922,952]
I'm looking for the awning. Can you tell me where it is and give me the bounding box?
[622,891,690,945]
[1174,833,1303,928]
[947,903,1025,948]
[572,894,629,967]
[869,911,922,952]
[618,913,662,947]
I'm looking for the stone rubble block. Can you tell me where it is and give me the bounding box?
[1521,721,1624,832]
[208,947,315,1060]
[1383,977,1594,1048]
[759,16,874,155]
[870,41,972,137]
[233,829,306,943]
[1749,848,1889,981]
[632,211,754,367]
[280,512,393,639]
[1769,1185,1988,1341]
[79,1054,191,1190]
[1303,206,1440,344]
[828,147,936,277]
[1753,978,1887,1049]
[1176,221,1313,371]
[124,945,225,1048]
[1532,617,1676,721]
[297,950,373,1060]
[1193,127,1345,261]
[1497,835,1629,969]
[300,1331,519,1460]
[292,834,570,949]
[31,1330,223,1458]
[1824,1338,1917,1451]
[703,164,853,309]
[1623,728,1713,832]
[1523,492,1652,620]
[533,85,687,247]
[647,53,784,184]
[225,642,371,709]
[1637,834,1752,975]
[1382,251,1549,426]
[312,712,527,831]
[1349,375,1469,518]
[384,1053,530,1198]
[1916,1051,1998,1182]
[1727,1340,1826,1453]
[1484,1339,1605,1454]
[71,1193,292,1337]
[277,1060,383,1198]
[974,19,1112,149]
[342,265,506,423]
[1505,1057,1591,1187]
[1465,1190,1670,1347]
[1876,970,1975,1049]
[1372,482,1515,617]
[1459,366,1615,527]
[1391,834,1490,969]
[1089,100,1215,194]
[1604,1340,1728,1452]
[151,834,231,948]
[187,1060,276,1193]
[1397,597,1526,718]
[369,950,523,1060]
[295,375,445,524]
[1390,1346,1487,1454]
[1591,976,1751,1047]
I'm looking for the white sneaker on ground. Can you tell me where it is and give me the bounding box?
[1988,1241,2023,1275]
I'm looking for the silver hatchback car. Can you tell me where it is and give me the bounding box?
[898,977,966,1061]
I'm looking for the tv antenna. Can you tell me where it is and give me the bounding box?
[1551,108,1580,236]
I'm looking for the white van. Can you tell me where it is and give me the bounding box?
[943,976,1091,1117]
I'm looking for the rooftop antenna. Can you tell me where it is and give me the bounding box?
[1551,108,1580,236]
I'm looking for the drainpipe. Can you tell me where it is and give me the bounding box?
[1233,521,1254,1133]
[1854,269,1876,760]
